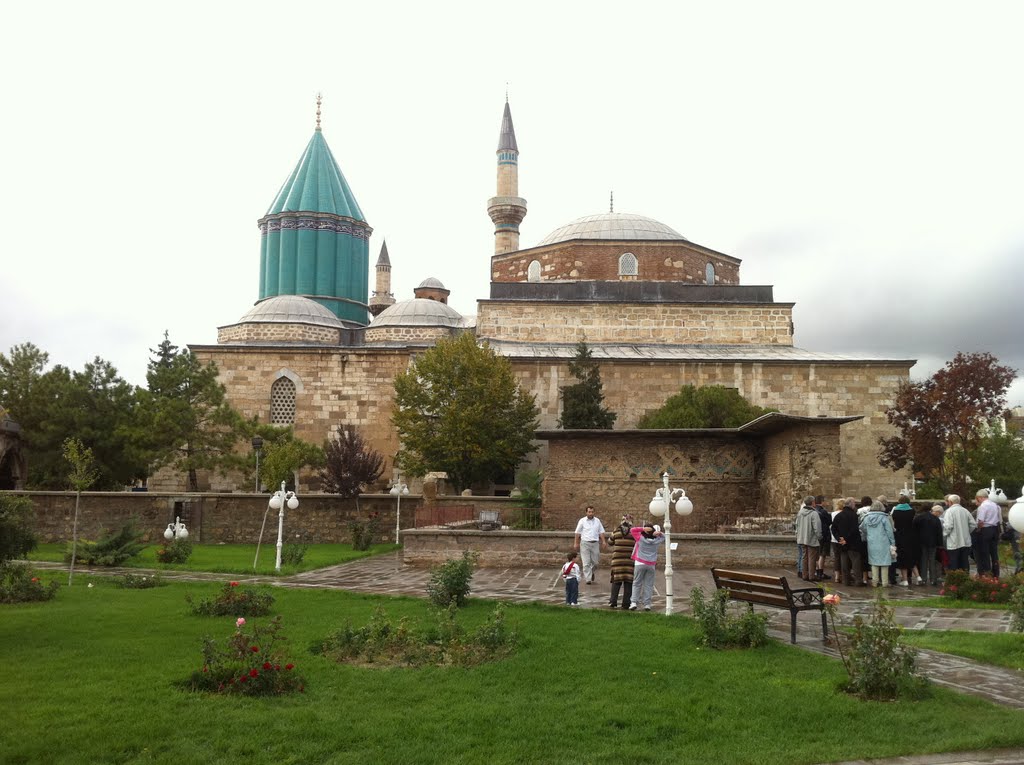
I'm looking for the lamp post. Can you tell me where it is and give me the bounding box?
[390,474,409,544]
[647,471,694,616]
[897,481,916,500]
[251,436,264,493]
[268,481,299,573]
[163,517,189,542]
[1008,485,1024,533]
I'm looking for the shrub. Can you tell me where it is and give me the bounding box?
[688,587,769,649]
[427,551,477,608]
[0,562,59,604]
[116,573,166,589]
[66,521,145,567]
[510,507,542,530]
[156,538,193,565]
[0,494,38,564]
[1010,586,1024,632]
[844,597,928,700]
[349,512,383,551]
[184,616,305,696]
[187,581,275,617]
[316,604,517,668]
[941,570,1021,604]
[280,542,308,566]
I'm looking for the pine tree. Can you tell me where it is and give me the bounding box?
[558,341,617,429]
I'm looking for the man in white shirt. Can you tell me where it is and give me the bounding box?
[942,494,978,573]
[574,506,607,584]
[973,489,1002,577]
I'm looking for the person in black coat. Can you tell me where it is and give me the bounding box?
[831,498,864,586]
[913,503,944,586]
[814,495,832,580]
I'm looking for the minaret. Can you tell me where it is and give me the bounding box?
[368,240,396,317]
[486,98,527,255]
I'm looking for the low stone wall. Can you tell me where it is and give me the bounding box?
[401,528,795,568]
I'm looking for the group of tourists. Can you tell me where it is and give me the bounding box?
[561,506,664,610]
[795,488,1020,588]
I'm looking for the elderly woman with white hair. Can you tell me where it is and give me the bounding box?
[860,500,896,587]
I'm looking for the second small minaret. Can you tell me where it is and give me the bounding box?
[368,241,395,317]
[486,98,527,255]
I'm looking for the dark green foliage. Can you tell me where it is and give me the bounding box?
[187,581,275,617]
[115,572,166,589]
[280,542,307,566]
[319,427,384,497]
[66,521,145,566]
[845,598,928,700]
[689,587,769,648]
[558,341,616,429]
[0,494,37,563]
[426,551,477,608]
[0,562,59,603]
[185,616,305,696]
[316,604,517,667]
[392,333,539,491]
[1011,586,1024,632]
[638,384,774,429]
[257,430,324,490]
[511,469,543,529]
[942,570,1021,604]
[349,512,383,551]
[156,538,193,564]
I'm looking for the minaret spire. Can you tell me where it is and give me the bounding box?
[487,97,527,255]
[610,191,614,213]
[315,92,322,132]
[369,240,396,317]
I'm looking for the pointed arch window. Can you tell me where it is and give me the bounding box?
[618,252,638,278]
[270,377,296,425]
[705,262,716,285]
[527,260,541,282]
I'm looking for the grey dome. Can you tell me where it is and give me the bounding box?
[370,298,463,328]
[537,212,687,246]
[238,295,344,327]
[416,277,448,290]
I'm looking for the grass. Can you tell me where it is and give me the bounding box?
[901,630,1024,672]
[27,542,400,576]
[897,596,1012,611]
[3,574,1024,765]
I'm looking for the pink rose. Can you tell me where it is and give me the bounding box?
[236,618,246,628]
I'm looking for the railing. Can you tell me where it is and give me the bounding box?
[414,505,476,528]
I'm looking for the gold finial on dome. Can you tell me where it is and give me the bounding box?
[315,92,322,131]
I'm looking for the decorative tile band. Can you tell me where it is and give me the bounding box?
[259,214,372,240]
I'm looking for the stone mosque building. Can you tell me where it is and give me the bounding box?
[184,97,915,523]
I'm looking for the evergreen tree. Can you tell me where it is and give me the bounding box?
[143,331,248,491]
[558,341,617,429]
[392,333,539,491]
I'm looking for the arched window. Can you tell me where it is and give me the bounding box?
[270,377,296,425]
[618,252,638,278]
[527,260,541,282]
[705,262,716,285]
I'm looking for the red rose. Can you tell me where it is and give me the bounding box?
[31,577,39,583]
[263,662,272,670]
[251,645,259,653]
[230,582,240,587]
[285,663,294,670]
[239,675,248,683]
[202,666,208,673]
[249,669,259,678]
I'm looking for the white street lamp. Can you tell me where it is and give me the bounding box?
[647,471,694,615]
[390,475,409,544]
[163,516,189,542]
[1007,486,1024,534]
[268,481,299,573]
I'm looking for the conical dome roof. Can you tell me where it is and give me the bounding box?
[265,131,365,220]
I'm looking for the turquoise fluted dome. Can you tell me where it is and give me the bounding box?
[265,131,365,220]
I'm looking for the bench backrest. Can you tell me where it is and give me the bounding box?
[711,567,794,609]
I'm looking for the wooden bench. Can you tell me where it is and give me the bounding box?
[710,568,828,644]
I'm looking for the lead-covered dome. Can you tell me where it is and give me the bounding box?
[217,295,346,346]
[537,212,687,246]
[237,295,344,327]
[369,299,463,328]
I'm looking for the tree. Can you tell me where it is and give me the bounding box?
[964,428,1024,496]
[878,351,1017,495]
[63,437,98,585]
[637,385,774,429]
[392,333,539,492]
[258,432,324,490]
[0,494,37,565]
[558,341,617,429]
[143,332,249,491]
[319,427,385,498]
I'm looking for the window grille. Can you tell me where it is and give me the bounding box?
[527,260,541,282]
[270,377,296,425]
[618,252,638,277]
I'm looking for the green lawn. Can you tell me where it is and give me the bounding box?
[899,596,1011,611]
[27,542,400,576]
[3,575,1024,765]
[902,630,1024,672]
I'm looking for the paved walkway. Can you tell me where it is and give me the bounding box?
[37,555,1024,765]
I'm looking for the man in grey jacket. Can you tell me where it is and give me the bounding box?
[795,496,822,582]
[942,494,977,573]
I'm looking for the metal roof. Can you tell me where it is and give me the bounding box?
[497,100,518,153]
[265,130,365,220]
[369,298,463,328]
[235,295,344,327]
[537,212,687,246]
[376,240,391,267]
[537,413,862,440]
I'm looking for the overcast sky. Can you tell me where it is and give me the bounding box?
[2,1,1022,407]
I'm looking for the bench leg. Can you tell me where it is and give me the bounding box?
[820,609,828,641]
[790,611,797,644]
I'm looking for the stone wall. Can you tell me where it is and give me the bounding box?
[491,240,741,284]
[477,302,794,345]
[401,529,796,568]
[217,322,341,345]
[364,325,456,344]
[761,423,844,516]
[13,491,421,544]
[543,435,761,531]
